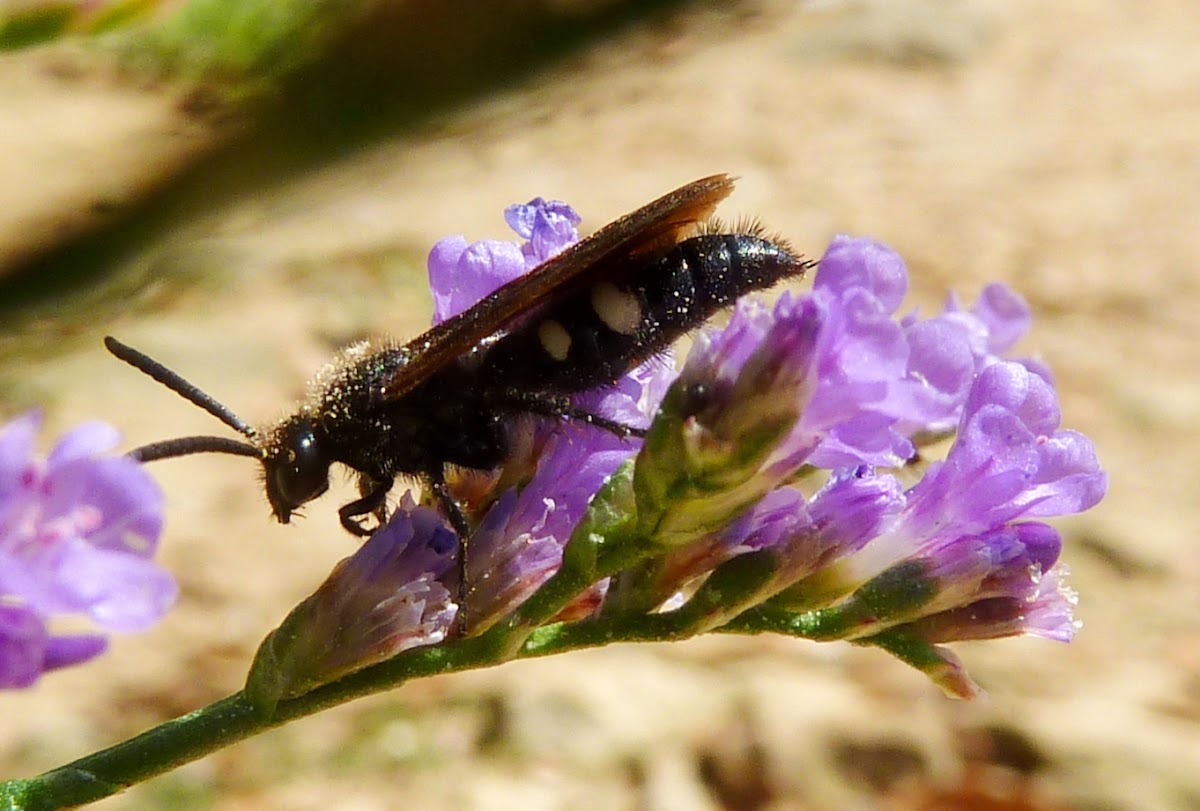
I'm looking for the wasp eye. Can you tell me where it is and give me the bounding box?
[266,419,330,518]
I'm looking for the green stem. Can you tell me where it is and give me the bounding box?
[716,604,827,638]
[3,694,259,809]
[3,595,911,808]
[6,594,774,810]
[3,630,503,809]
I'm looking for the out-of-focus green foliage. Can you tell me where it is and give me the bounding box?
[133,0,376,86]
[0,0,375,87]
[0,0,167,49]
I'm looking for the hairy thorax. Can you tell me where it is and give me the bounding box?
[290,341,507,482]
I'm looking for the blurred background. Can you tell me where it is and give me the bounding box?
[1,1,1198,809]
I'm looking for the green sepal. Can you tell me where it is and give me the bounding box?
[855,630,984,699]
[633,379,797,549]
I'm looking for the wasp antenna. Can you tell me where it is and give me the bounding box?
[128,435,262,463]
[104,336,258,440]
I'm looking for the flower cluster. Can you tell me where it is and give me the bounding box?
[257,196,1105,699]
[1,412,175,688]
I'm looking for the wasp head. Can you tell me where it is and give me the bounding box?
[262,416,331,524]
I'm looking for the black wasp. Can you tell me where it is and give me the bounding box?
[106,175,812,541]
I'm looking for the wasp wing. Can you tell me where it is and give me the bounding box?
[382,174,736,399]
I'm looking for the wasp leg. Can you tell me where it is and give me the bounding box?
[339,477,393,536]
[493,390,647,439]
[425,466,471,634]
[426,468,471,540]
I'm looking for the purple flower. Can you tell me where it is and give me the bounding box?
[1,411,174,688]
[427,196,581,323]
[769,361,1103,640]
[667,236,989,494]
[464,364,664,630]
[900,362,1105,540]
[248,496,458,703]
[813,238,1032,441]
[637,346,1100,659]
[897,564,1079,645]
[427,236,526,323]
[505,197,581,266]
[653,467,904,605]
[634,244,972,548]
[628,295,831,549]
[940,283,1033,360]
[675,236,1035,473]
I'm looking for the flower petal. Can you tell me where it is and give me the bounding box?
[47,421,120,466]
[0,410,39,502]
[54,541,178,631]
[0,604,46,688]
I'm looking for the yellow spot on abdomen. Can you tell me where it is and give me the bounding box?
[591,282,642,335]
[538,320,572,361]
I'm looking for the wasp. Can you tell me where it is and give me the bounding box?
[106,175,811,540]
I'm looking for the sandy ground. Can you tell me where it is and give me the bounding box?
[2,1,1199,809]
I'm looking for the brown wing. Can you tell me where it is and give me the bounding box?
[382,174,736,399]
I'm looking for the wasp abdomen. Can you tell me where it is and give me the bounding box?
[480,233,807,395]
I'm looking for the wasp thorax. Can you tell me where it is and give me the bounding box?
[263,416,331,523]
